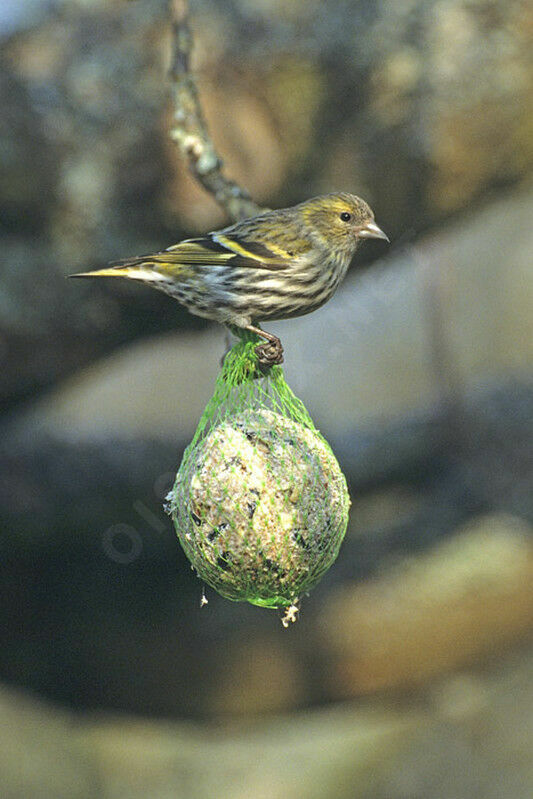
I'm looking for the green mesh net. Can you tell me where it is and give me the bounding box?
[167,330,350,612]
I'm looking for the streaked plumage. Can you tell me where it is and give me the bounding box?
[71,193,388,364]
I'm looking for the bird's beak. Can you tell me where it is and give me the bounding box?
[358,221,390,242]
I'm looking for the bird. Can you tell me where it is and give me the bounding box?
[71,192,388,365]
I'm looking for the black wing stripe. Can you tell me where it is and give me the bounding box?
[181,236,226,254]
[221,234,280,260]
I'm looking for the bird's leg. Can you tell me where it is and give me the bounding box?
[246,325,284,366]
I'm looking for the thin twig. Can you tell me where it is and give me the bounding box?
[168,0,263,223]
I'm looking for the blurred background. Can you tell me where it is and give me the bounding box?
[1,0,532,796]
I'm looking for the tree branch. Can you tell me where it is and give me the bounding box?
[168,0,263,223]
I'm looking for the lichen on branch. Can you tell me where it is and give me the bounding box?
[168,0,263,223]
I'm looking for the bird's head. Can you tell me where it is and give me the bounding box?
[301,192,388,261]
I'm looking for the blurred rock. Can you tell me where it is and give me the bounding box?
[1,640,533,798]
[0,686,93,799]
[373,646,533,799]
[80,704,415,799]
[346,486,425,539]
[320,513,533,696]
[0,1,202,411]
[0,682,419,799]
[204,634,306,716]
[15,329,223,442]
[0,67,58,231]
[196,0,533,231]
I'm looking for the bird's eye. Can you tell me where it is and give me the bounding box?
[340,212,352,222]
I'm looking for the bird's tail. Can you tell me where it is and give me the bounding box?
[69,258,169,284]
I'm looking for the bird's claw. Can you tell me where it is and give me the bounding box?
[255,340,284,367]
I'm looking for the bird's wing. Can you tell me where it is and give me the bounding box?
[70,233,296,281]
[161,233,291,270]
[99,233,297,278]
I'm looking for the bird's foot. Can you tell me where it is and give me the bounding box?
[255,338,284,367]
